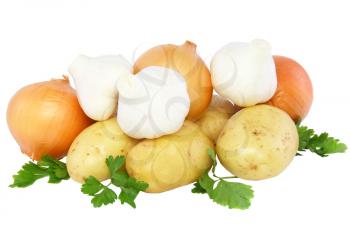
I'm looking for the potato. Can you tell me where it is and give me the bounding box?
[196,95,240,142]
[126,121,213,193]
[67,118,139,183]
[216,105,298,180]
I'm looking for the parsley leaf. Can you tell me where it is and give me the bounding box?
[297,125,315,151]
[297,125,347,157]
[212,180,253,210]
[91,187,118,208]
[109,156,148,208]
[111,171,129,187]
[106,156,125,175]
[81,155,148,208]
[191,182,207,194]
[9,162,47,188]
[192,150,254,210]
[118,177,148,208]
[38,156,70,183]
[198,172,215,197]
[10,155,69,188]
[81,176,104,195]
[81,176,118,208]
[123,176,149,191]
[119,187,139,208]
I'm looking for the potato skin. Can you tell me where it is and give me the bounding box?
[126,121,213,193]
[216,105,298,180]
[67,118,139,183]
[196,95,240,142]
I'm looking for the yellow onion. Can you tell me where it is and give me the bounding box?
[267,56,313,122]
[7,76,93,161]
[133,41,213,120]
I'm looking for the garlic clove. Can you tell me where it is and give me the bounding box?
[117,66,190,139]
[69,54,132,121]
[116,73,148,100]
[210,39,277,107]
[250,39,272,53]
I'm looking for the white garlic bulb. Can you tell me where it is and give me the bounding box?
[210,39,277,107]
[117,66,190,139]
[69,54,132,121]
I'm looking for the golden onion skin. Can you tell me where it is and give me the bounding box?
[7,76,93,161]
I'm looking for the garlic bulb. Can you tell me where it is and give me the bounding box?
[210,39,277,107]
[69,54,132,121]
[117,66,190,139]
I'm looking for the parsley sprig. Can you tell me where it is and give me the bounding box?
[297,124,347,157]
[9,156,70,188]
[81,156,148,208]
[192,149,254,210]
[10,155,148,208]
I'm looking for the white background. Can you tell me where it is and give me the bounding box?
[1,0,349,232]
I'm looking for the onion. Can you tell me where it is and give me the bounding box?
[7,76,93,161]
[267,56,313,122]
[133,41,213,120]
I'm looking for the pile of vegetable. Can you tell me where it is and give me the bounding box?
[7,39,347,210]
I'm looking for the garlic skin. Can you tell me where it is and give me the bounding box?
[210,39,277,107]
[69,54,132,121]
[117,66,190,139]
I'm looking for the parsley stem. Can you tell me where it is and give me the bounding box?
[213,174,238,180]
[221,175,238,179]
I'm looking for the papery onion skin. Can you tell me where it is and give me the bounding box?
[7,76,93,161]
[133,41,213,121]
[267,56,313,122]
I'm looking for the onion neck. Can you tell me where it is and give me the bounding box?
[182,41,197,51]
[51,75,70,84]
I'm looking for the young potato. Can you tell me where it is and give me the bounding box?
[126,121,214,193]
[67,118,139,183]
[216,105,298,180]
[196,95,240,143]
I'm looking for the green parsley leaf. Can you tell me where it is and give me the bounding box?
[119,187,139,208]
[297,125,347,157]
[38,156,67,171]
[81,176,105,196]
[115,175,148,208]
[124,177,149,191]
[198,172,215,197]
[191,182,207,194]
[211,180,254,210]
[297,125,315,151]
[10,155,69,188]
[308,133,347,156]
[39,156,69,183]
[106,156,125,175]
[10,162,48,188]
[91,187,118,208]
[111,171,129,187]
[81,176,118,208]
[192,150,254,210]
[81,155,148,208]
